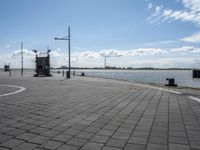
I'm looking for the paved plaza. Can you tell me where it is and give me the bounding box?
[0,70,200,150]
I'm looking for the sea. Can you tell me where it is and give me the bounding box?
[72,69,200,89]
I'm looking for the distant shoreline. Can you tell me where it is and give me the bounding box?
[0,67,197,71]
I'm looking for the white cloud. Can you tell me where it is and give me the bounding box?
[1,47,200,68]
[172,46,200,52]
[181,32,200,43]
[76,48,165,58]
[5,45,11,49]
[147,0,200,25]
[145,40,178,46]
[148,3,153,9]
[0,48,166,68]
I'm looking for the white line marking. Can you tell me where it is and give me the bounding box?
[0,84,26,97]
[131,83,182,95]
[107,80,183,95]
[189,96,200,103]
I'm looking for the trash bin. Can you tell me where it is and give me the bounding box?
[66,71,70,78]
[165,78,177,86]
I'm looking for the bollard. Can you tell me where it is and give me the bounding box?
[66,71,70,78]
[73,70,75,77]
[62,70,65,77]
[9,70,11,77]
[165,78,177,86]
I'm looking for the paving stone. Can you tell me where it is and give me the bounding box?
[148,136,167,145]
[124,143,146,150]
[63,129,81,135]
[29,135,49,144]
[15,132,38,141]
[146,143,167,150]
[40,140,63,150]
[53,134,72,142]
[131,131,149,138]
[20,124,37,131]
[112,132,130,140]
[106,138,127,148]
[13,142,38,150]
[190,141,200,150]
[1,139,25,148]
[102,146,123,150]
[67,137,88,147]
[169,143,190,150]
[90,135,110,143]
[83,127,100,133]
[128,136,147,145]
[6,129,26,136]
[41,130,60,137]
[81,142,104,150]
[97,130,114,136]
[0,147,9,150]
[169,136,189,145]
[30,127,48,134]
[0,134,12,143]
[57,144,79,150]
[76,132,95,139]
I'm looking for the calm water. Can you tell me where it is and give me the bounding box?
[74,69,200,88]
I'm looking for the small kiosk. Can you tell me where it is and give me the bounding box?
[33,50,52,77]
[193,69,200,78]
[4,65,10,72]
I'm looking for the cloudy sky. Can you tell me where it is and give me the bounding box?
[0,0,200,68]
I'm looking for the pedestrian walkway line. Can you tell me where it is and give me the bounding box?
[189,96,200,103]
[0,84,26,97]
[131,83,182,95]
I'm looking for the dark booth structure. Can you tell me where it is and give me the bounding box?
[4,65,10,72]
[33,50,52,77]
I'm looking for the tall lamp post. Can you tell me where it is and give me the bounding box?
[21,42,23,76]
[54,26,71,78]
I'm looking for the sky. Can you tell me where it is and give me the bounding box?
[0,0,200,68]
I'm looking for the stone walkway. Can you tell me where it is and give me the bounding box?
[0,72,200,150]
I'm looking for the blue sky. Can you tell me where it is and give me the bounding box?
[0,0,200,68]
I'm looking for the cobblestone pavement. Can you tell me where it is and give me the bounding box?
[0,71,200,150]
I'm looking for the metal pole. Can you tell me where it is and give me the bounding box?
[68,26,71,78]
[104,56,106,69]
[21,42,23,76]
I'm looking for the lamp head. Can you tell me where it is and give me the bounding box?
[32,50,37,53]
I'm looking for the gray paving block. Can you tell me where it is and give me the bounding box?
[67,137,88,147]
[148,136,167,145]
[29,135,49,144]
[169,136,189,145]
[1,139,25,148]
[13,142,38,150]
[106,138,127,148]
[97,130,114,136]
[146,143,167,150]
[15,132,38,141]
[81,142,104,150]
[40,140,63,150]
[128,136,147,145]
[124,143,146,150]
[41,130,60,137]
[169,143,190,150]
[76,132,95,139]
[0,134,12,143]
[57,144,79,150]
[102,146,123,150]
[90,135,110,143]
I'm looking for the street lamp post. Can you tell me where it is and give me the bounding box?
[54,26,71,78]
[21,42,23,76]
